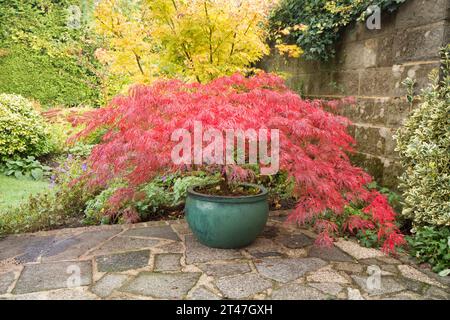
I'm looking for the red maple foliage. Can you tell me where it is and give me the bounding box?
[72,72,405,253]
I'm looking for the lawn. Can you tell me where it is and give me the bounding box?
[0,175,50,211]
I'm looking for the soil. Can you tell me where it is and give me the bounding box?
[269,196,297,211]
[399,218,413,235]
[194,183,261,197]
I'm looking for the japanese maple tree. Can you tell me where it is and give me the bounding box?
[73,72,404,254]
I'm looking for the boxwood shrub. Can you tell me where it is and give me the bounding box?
[0,93,53,161]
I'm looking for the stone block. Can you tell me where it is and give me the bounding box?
[170,221,192,236]
[339,99,388,126]
[188,287,221,300]
[15,235,56,264]
[271,283,327,300]
[255,257,327,283]
[154,253,182,272]
[285,75,308,96]
[276,233,314,249]
[330,71,360,95]
[375,34,396,67]
[300,72,333,96]
[11,287,98,300]
[258,50,321,77]
[306,268,350,284]
[382,160,403,190]
[310,282,344,296]
[246,237,286,258]
[90,274,130,298]
[392,62,441,97]
[122,225,180,241]
[335,37,394,70]
[359,67,398,96]
[185,235,242,264]
[393,22,446,63]
[395,0,449,29]
[215,274,272,299]
[424,286,450,300]
[296,59,323,75]
[446,22,450,44]
[384,98,414,126]
[198,262,251,278]
[0,272,15,294]
[398,265,446,288]
[359,62,439,98]
[349,152,384,183]
[334,240,384,260]
[334,262,365,274]
[0,234,57,263]
[42,229,121,262]
[382,127,398,157]
[349,124,386,156]
[308,246,354,263]
[13,261,92,294]
[336,41,374,70]
[120,272,201,299]
[340,11,397,44]
[90,236,161,256]
[95,250,150,272]
[349,151,402,189]
[352,275,406,296]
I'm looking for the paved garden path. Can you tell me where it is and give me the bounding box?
[0,211,448,300]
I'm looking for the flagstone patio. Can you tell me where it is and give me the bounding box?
[0,211,448,300]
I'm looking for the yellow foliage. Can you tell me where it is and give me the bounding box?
[94,0,276,91]
[275,44,303,58]
[94,0,156,90]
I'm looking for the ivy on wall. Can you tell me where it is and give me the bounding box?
[269,0,407,61]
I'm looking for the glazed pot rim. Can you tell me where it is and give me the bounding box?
[187,183,268,203]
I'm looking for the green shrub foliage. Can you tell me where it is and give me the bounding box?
[0,0,102,107]
[0,156,52,180]
[0,94,54,161]
[407,226,450,273]
[395,46,450,227]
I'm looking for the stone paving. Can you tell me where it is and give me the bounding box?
[0,211,448,300]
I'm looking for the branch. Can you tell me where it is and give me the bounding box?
[133,51,145,75]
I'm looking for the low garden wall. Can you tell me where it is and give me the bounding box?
[260,0,450,189]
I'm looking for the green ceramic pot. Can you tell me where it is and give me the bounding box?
[185,183,269,249]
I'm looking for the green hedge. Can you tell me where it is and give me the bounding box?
[0,47,100,107]
[0,0,102,108]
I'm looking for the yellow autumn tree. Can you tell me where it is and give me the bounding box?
[94,0,277,91]
[94,0,157,96]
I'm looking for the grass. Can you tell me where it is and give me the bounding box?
[0,174,50,211]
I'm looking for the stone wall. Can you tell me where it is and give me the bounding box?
[260,0,450,189]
